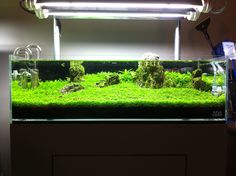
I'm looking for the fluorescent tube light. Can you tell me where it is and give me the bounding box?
[24,0,210,21]
[38,2,202,10]
[46,12,188,20]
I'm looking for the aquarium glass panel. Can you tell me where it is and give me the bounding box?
[10,55,228,122]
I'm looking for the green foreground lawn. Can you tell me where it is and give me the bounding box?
[12,73,225,108]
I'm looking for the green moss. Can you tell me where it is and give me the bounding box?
[69,61,85,82]
[163,71,192,88]
[12,73,225,108]
[135,57,165,89]
[192,68,203,78]
[96,72,120,88]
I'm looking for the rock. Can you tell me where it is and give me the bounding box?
[135,53,164,89]
[30,69,39,89]
[96,80,107,88]
[141,52,160,61]
[19,69,31,89]
[192,68,203,78]
[16,68,41,89]
[193,78,211,91]
[180,67,193,74]
[12,70,20,80]
[105,73,120,85]
[61,83,84,94]
[96,73,120,88]
[69,61,85,82]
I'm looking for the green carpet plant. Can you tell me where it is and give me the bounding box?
[12,72,225,108]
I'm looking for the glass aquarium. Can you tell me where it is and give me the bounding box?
[9,54,228,122]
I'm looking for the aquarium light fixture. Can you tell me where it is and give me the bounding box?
[23,0,211,21]
[37,2,202,10]
[21,0,211,60]
[47,12,188,20]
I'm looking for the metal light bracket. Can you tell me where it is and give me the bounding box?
[20,0,212,60]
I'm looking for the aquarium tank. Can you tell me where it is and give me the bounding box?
[9,54,228,122]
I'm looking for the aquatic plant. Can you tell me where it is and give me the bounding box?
[135,53,165,89]
[202,75,224,86]
[96,72,120,88]
[69,61,85,82]
[163,71,192,88]
[119,69,136,82]
[11,73,225,108]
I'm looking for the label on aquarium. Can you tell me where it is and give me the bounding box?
[212,111,223,118]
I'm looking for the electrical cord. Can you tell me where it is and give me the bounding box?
[211,0,228,14]
[19,0,35,14]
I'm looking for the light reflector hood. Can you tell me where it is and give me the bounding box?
[23,0,209,21]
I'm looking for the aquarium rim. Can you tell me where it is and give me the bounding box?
[9,54,228,61]
[11,118,227,123]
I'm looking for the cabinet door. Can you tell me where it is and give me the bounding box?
[53,155,186,176]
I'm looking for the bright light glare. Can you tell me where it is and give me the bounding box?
[36,2,202,20]
[47,12,188,19]
[38,2,202,10]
